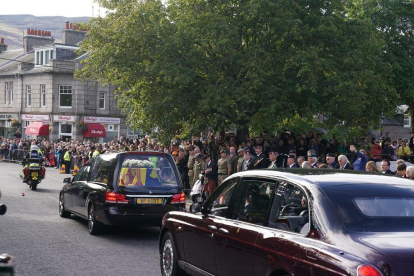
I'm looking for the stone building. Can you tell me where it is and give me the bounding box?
[0,22,129,142]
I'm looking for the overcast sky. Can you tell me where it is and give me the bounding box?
[1,0,108,17]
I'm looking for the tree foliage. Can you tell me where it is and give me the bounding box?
[77,0,402,141]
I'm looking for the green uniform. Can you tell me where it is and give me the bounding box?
[187,154,196,188]
[217,157,229,185]
[237,157,244,172]
[193,159,207,185]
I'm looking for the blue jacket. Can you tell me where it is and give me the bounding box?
[353,151,368,171]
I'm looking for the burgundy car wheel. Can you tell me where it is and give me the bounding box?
[161,232,183,276]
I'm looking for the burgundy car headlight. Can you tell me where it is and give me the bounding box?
[358,264,383,276]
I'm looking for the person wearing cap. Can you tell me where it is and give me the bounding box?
[349,145,368,171]
[240,147,255,171]
[236,148,245,172]
[203,155,218,198]
[268,151,278,169]
[193,153,207,188]
[217,149,230,185]
[229,146,239,175]
[253,145,269,169]
[287,155,299,168]
[307,150,318,168]
[326,153,339,169]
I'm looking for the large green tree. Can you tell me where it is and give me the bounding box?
[76,0,398,141]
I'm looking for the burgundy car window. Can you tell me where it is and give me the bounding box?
[231,180,276,226]
[355,198,414,217]
[207,178,238,217]
[267,182,309,234]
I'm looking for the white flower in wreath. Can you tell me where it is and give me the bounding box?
[122,159,153,168]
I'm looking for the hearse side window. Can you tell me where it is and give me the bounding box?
[206,178,238,217]
[72,166,89,182]
[89,156,117,184]
[268,181,309,234]
[230,180,276,226]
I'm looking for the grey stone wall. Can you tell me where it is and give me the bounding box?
[23,36,54,53]
[62,30,86,45]
[21,73,54,113]
[382,125,411,141]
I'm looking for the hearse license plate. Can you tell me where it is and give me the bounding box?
[136,198,162,204]
[31,172,38,177]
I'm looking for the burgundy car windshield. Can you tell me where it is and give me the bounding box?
[117,154,179,189]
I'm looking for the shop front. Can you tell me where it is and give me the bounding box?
[21,114,50,140]
[53,115,76,142]
[84,116,121,143]
[0,113,19,138]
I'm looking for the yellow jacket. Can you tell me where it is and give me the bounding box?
[398,146,411,157]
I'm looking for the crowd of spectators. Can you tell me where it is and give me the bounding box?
[2,129,414,191]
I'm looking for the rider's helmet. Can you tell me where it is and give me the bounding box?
[30,145,39,151]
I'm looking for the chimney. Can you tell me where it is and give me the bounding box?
[0,38,7,53]
[62,21,87,45]
[23,28,54,53]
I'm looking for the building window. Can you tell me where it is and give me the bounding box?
[59,85,72,107]
[99,91,105,109]
[50,50,54,60]
[36,52,40,65]
[45,50,50,64]
[404,114,411,128]
[26,85,32,107]
[40,51,44,65]
[9,82,13,103]
[5,82,8,103]
[41,84,46,107]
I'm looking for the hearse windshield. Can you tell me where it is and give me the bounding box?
[323,183,414,232]
[116,154,179,190]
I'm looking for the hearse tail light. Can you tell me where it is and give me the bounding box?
[358,264,383,276]
[105,192,128,204]
[171,193,186,204]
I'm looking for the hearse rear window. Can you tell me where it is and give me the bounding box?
[355,198,414,217]
[117,154,178,188]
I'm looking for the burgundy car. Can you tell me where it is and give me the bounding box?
[159,169,414,276]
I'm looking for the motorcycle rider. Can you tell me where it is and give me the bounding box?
[22,145,43,166]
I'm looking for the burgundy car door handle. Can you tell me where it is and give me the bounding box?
[208,225,217,231]
[218,228,229,234]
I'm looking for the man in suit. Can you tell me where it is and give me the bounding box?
[253,145,269,169]
[287,155,299,168]
[380,159,394,175]
[228,146,239,175]
[240,147,255,171]
[338,155,354,170]
[268,151,278,169]
[326,153,339,169]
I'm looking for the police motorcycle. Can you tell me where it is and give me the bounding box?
[0,192,15,275]
[189,173,206,212]
[19,146,46,191]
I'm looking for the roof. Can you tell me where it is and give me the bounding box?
[226,169,414,189]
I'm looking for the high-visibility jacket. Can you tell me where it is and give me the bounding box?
[92,150,100,157]
[64,151,71,162]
